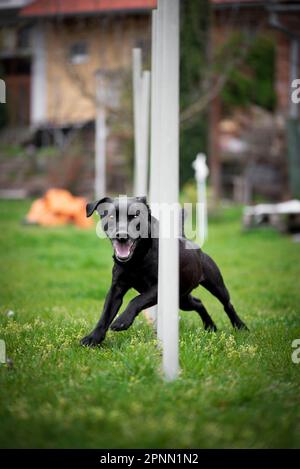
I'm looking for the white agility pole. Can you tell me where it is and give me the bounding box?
[140,70,151,196]
[150,4,165,338]
[133,49,150,197]
[95,71,106,199]
[193,153,209,245]
[149,10,159,209]
[132,51,152,323]
[157,0,180,381]
[133,48,142,195]
[148,10,160,327]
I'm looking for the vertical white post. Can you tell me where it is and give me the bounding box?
[149,10,159,210]
[148,10,160,327]
[31,22,46,126]
[193,153,209,245]
[140,70,151,196]
[151,4,165,339]
[133,49,142,195]
[95,72,106,200]
[133,49,150,197]
[157,0,180,381]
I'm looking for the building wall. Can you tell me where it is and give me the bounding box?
[44,15,151,125]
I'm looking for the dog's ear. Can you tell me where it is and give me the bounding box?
[136,196,147,205]
[86,197,112,218]
[136,196,151,213]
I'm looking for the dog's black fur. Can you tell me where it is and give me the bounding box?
[81,196,248,347]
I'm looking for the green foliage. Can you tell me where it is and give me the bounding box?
[180,120,208,187]
[1,201,300,448]
[179,9,276,186]
[35,146,58,158]
[222,34,276,111]
[0,144,23,158]
[180,0,210,110]
[180,0,210,187]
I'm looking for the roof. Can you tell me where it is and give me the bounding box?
[21,0,157,17]
[0,0,31,10]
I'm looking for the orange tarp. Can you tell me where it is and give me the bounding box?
[26,189,94,228]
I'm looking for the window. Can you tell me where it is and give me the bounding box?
[17,25,32,50]
[69,42,88,65]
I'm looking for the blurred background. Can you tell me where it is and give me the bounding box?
[1,1,300,449]
[0,0,299,207]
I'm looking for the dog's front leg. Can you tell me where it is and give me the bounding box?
[81,284,127,347]
[110,287,157,331]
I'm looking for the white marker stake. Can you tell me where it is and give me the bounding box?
[132,51,152,322]
[157,0,180,381]
[133,48,143,196]
[149,10,159,209]
[95,72,106,199]
[151,5,165,339]
[192,153,209,245]
[133,49,151,197]
[148,10,160,327]
[140,70,151,196]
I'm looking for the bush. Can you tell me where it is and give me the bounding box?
[222,34,276,111]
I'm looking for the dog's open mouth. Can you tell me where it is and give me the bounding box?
[112,239,136,261]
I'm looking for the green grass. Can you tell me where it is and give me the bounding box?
[1,200,300,449]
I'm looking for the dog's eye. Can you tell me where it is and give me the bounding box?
[134,214,139,218]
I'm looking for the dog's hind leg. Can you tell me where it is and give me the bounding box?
[200,253,248,331]
[180,294,217,331]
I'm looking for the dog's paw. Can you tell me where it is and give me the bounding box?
[110,314,134,331]
[234,321,249,332]
[80,330,104,347]
[205,323,218,332]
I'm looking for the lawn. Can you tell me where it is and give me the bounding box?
[0,199,300,449]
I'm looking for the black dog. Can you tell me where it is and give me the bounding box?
[81,196,248,347]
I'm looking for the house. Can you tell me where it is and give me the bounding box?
[0,0,156,196]
[210,0,300,201]
[0,0,156,128]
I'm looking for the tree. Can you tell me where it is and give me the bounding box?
[180,0,210,187]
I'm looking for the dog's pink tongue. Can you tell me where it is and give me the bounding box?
[114,240,131,258]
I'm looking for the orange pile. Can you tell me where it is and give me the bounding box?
[26,189,94,228]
